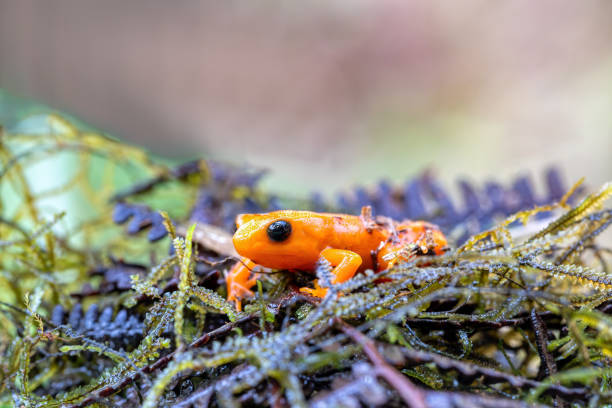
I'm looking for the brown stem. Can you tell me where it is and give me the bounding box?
[337,318,427,408]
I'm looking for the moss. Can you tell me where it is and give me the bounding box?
[2,113,612,407]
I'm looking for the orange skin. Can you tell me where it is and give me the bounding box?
[226,208,448,310]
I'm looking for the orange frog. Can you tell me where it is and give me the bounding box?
[226,207,448,310]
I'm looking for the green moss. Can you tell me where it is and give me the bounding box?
[2,113,612,407]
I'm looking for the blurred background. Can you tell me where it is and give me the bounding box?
[1,0,611,196]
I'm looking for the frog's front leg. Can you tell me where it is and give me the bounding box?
[299,248,362,298]
[226,257,259,311]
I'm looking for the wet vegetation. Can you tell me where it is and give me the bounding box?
[1,114,612,407]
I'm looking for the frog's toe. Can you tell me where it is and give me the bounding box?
[227,283,255,311]
[299,280,329,298]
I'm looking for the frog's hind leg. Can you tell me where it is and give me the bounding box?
[226,257,259,311]
[377,221,449,270]
[396,221,448,256]
[299,248,362,298]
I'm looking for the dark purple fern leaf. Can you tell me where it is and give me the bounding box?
[51,303,144,348]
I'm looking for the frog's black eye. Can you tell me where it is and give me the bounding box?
[267,220,292,242]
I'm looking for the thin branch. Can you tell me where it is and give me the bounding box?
[338,318,427,408]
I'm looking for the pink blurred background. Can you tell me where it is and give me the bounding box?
[1,1,611,194]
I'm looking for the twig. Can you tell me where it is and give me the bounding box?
[338,318,427,408]
[530,309,557,379]
[530,309,565,408]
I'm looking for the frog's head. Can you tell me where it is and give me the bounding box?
[232,211,324,269]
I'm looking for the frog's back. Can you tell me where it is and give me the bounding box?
[232,210,388,271]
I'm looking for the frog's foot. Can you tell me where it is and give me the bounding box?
[227,282,255,312]
[299,280,329,298]
[226,258,258,311]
